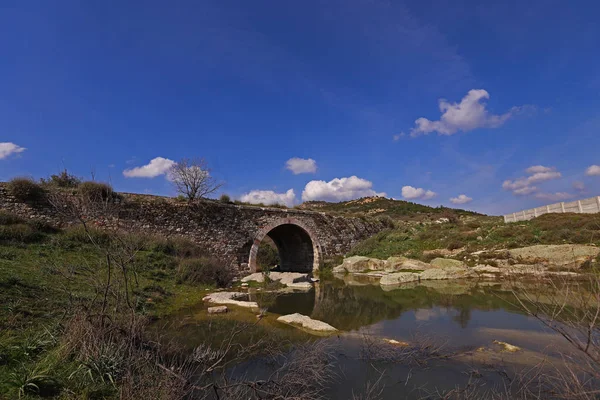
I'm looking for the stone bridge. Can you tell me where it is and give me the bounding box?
[0,186,388,274]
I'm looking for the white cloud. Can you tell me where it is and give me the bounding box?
[410,89,516,137]
[534,192,575,202]
[513,186,538,196]
[585,165,600,176]
[502,166,562,196]
[285,157,317,174]
[525,165,553,174]
[450,194,473,204]
[240,189,296,207]
[0,142,26,160]
[302,176,385,202]
[123,157,176,178]
[401,186,437,200]
[392,132,406,141]
[573,181,585,191]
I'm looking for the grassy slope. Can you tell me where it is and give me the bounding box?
[299,196,482,221]
[0,214,218,397]
[348,213,600,261]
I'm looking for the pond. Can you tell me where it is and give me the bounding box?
[162,277,585,398]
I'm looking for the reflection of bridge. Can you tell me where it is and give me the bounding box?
[267,279,527,331]
[0,186,387,274]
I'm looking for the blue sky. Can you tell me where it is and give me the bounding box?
[1,0,599,215]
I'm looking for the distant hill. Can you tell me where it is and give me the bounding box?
[297,196,483,221]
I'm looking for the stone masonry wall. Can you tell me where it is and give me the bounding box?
[0,184,386,273]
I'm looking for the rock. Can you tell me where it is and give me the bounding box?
[420,266,473,280]
[430,258,466,269]
[380,272,420,286]
[384,338,410,346]
[203,292,258,309]
[477,236,483,241]
[473,265,501,273]
[276,313,338,334]
[385,257,432,272]
[240,272,312,289]
[241,272,265,283]
[207,306,228,314]
[333,256,385,273]
[493,340,521,352]
[241,283,249,287]
[508,245,600,268]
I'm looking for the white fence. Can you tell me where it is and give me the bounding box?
[504,196,600,223]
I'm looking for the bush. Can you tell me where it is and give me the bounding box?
[0,224,45,243]
[41,169,81,188]
[78,181,115,202]
[0,211,25,226]
[7,178,46,203]
[148,236,206,258]
[446,240,465,251]
[62,225,112,246]
[219,194,231,203]
[257,241,280,271]
[177,257,234,287]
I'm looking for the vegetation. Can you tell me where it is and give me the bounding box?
[7,177,46,203]
[256,239,280,271]
[299,196,480,221]
[40,169,82,189]
[349,213,600,260]
[169,158,222,201]
[77,181,116,202]
[219,194,231,203]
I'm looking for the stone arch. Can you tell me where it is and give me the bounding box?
[248,218,322,273]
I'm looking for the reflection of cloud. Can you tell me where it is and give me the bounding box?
[414,308,444,321]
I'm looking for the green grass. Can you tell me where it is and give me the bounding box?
[0,213,220,397]
[348,213,600,261]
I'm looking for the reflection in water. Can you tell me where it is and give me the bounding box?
[162,278,585,399]
[268,279,524,332]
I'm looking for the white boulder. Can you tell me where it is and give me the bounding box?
[277,313,338,334]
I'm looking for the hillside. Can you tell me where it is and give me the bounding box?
[298,196,483,221]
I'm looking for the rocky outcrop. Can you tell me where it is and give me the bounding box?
[276,313,338,334]
[334,255,435,274]
[333,256,385,273]
[430,258,465,269]
[384,257,432,272]
[508,245,599,268]
[380,272,420,286]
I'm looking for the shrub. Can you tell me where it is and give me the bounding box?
[446,240,465,251]
[0,224,45,243]
[62,225,111,246]
[177,257,234,287]
[40,169,81,188]
[219,194,231,203]
[0,211,25,226]
[78,181,115,202]
[257,241,280,271]
[148,236,207,258]
[7,178,46,203]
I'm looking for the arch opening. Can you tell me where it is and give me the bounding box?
[248,220,321,273]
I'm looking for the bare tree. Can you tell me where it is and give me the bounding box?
[169,158,222,201]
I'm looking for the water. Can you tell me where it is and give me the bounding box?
[163,278,579,398]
